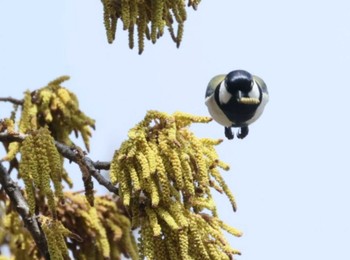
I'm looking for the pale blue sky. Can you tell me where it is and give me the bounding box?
[1,1,350,259]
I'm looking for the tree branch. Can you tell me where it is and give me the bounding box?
[0,132,26,142]
[0,163,50,260]
[0,132,118,195]
[0,97,24,105]
[93,161,111,170]
[54,142,118,194]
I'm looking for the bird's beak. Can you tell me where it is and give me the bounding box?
[236,90,243,102]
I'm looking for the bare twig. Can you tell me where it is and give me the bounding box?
[0,163,50,260]
[0,97,24,105]
[0,132,26,143]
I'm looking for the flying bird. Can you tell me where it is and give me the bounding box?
[205,70,269,139]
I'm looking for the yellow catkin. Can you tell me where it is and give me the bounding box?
[180,153,195,197]
[3,118,15,133]
[155,207,179,231]
[140,223,156,259]
[145,207,162,236]
[40,128,64,200]
[121,0,130,30]
[106,219,123,241]
[47,75,70,86]
[89,207,111,258]
[170,2,183,25]
[165,119,177,141]
[168,148,184,189]
[161,225,178,260]
[80,125,93,152]
[149,176,160,207]
[101,0,117,43]
[109,151,121,184]
[126,162,141,191]
[56,87,72,105]
[52,222,70,259]
[205,242,222,260]
[129,0,138,25]
[19,135,37,213]
[54,96,70,118]
[210,168,237,212]
[157,129,170,155]
[115,215,139,260]
[151,0,164,43]
[33,132,57,217]
[136,152,151,180]
[174,111,212,125]
[61,168,73,188]
[41,217,64,260]
[38,89,52,110]
[137,2,146,54]
[178,229,189,260]
[168,202,188,228]
[176,0,187,22]
[154,154,171,203]
[118,168,132,206]
[192,137,209,185]
[190,196,216,211]
[145,144,157,174]
[176,22,184,48]
[128,24,135,49]
[188,0,201,10]
[218,219,243,237]
[154,235,169,259]
[3,141,19,161]
[217,160,230,171]
[188,218,210,260]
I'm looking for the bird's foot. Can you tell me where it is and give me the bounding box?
[224,127,234,140]
[237,126,249,139]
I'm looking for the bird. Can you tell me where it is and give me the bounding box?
[205,70,269,139]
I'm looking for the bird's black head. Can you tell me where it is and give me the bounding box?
[225,70,253,95]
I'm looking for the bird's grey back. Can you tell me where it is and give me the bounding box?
[205,74,226,98]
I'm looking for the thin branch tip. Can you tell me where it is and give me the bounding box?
[0,97,24,105]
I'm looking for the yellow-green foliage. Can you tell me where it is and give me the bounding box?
[0,118,20,162]
[0,192,138,260]
[40,216,73,260]
[101,0,201,54]
[19,127,64,217]
[57,192,138,260]
[110,110,242,259]
[3,76,95,162]
[0,204,41,260]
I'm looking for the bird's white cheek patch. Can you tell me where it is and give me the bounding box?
[248,80,260,99]
[219,81,232,104]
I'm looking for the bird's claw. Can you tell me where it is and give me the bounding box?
[224,127,234,140]
[237,126,249,139]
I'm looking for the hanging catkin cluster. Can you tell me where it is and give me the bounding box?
[0,205,41,260]
[3,76,95,162]
[0,192,138,260]
[101,0,201,54]
[110,111,242,259]
[19,127,66,217]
